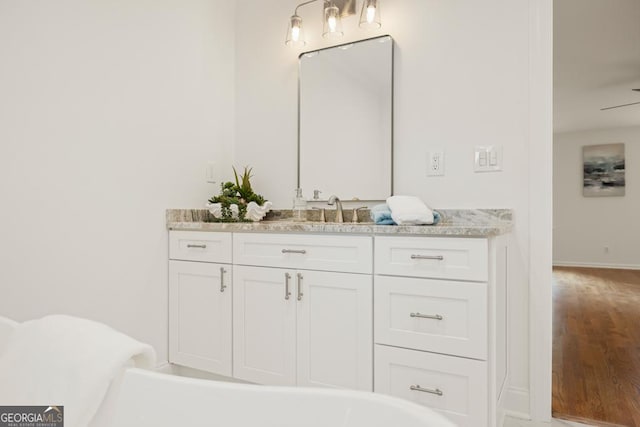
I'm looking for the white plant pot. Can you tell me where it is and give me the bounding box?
[245,201,272,221]
[205,202,223,219]
[206,201,272,222]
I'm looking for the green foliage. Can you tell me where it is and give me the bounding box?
[232,166,265,205]
[208,166,267,222]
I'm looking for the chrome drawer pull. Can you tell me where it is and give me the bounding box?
[282,249,307,255]
[187,244,207,249]
[284,273,292,300]
[410,254,444,261]
[410,312,443,320]
[297,273,304,301]
[410,385,443,396]
[220,267,227,293]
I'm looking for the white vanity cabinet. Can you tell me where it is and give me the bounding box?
[232,233,373,391]
[167,224,509,427]
[168,231,233,376]
[373,235,509,427]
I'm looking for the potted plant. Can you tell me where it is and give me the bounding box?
[206,166,272,222]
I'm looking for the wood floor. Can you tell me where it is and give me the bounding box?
[553,267,640,427]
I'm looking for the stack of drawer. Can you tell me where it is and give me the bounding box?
[373,236,492,427]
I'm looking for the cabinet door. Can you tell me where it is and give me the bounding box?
[169,260,232,376]
[296,270,373,391]
[233,265,296,386]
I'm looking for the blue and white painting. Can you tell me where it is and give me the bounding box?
[583,143,625,197]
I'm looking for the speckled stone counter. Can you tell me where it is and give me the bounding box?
[166,208,512,237]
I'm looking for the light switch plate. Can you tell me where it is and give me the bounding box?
[206,161,217,183]
[474,146,502,172]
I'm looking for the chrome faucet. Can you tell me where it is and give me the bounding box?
[327,195,344,223]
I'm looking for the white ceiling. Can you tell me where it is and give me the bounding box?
[554,0,640,133]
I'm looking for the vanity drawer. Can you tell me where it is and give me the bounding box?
[374,276,487,359]
[375,345,488,427]
[233,233,372,274]
[374,236,488,282]
[169,231,232,264]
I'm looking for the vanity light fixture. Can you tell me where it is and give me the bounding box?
[285,0,382,47]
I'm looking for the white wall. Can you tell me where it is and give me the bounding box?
[235,0,532,411]
[0,0,235,364]
[554,126,640,269]
[0,0,543,414]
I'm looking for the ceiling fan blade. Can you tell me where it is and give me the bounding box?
[601,101,640,111]
[634,89,640,92]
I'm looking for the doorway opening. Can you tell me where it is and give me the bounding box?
[553,0,640,425]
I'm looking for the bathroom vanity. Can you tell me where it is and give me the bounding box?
[166,209,512,427]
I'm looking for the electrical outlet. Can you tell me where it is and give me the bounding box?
[427,151,445,176]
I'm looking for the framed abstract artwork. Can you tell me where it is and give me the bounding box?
[583,143,625,197]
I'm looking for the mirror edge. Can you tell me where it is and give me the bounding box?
[296,34,395,201]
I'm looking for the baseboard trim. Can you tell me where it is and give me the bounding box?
[161,363,249,383]
[554,413,624,427]
[504,386,531,420]
[553,261,640,271]
[155,362,173,373]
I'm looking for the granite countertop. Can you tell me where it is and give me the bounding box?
[166,208,513,237]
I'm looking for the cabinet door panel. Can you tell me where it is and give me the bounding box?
[375,345,488,427]
[297,271,373,391]
[169,260,232,376]
[233,233,372,274]
[375,236,488,282]
[169,231,232,263]
[375,275,487,360]
[233,265,296,386]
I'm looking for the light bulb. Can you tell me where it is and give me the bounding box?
[285,14,305,47]
[366,5,376,23]
[323,4,343,38]
[359,0,381,29]
[328,16,337,32]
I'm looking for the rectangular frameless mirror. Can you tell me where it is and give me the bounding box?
[298,35,393,201]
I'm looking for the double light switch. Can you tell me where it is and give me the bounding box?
[474,146,502,172]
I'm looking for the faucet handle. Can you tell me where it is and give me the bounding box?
[313,190,322,200]
[351,206,368,223]
[311,207,326,222]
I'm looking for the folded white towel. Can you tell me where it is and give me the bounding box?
[0,315,156,427]
[386,195,435,225]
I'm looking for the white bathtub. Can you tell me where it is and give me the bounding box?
[111,368,456,427]
[0,317,455,427]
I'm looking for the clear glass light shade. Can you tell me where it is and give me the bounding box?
[359,0,381,29]
[285,15,306,47]
[322,3,343,39]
